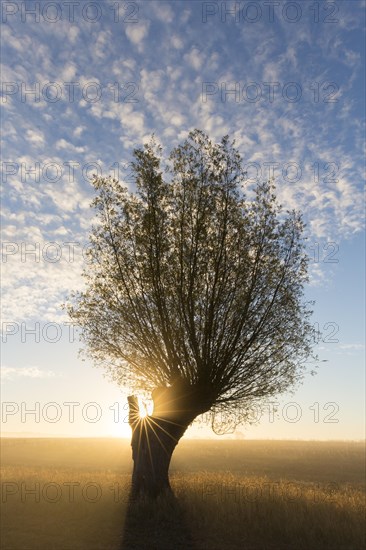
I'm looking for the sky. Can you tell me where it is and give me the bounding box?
[1,0,365,440]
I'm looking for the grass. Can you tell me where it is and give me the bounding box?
[1,438,365,549]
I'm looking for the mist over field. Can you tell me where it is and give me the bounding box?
[1,438,365,550]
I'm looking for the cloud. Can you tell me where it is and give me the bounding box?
[1,233,88,321]
[170,34,184,49]
[125,21,150,52]
[73,126,85,138]
[1,25,32,53]
[94,30,112,59]
[1,366,58,381]
[60,62,77,82]
[151,2,174,23]
[184,47,205,71]
[55,138,86,154]
[26,129,45,146]
[180,9,191,24]
[338,344,365,351]
[68,26,80,44]
[1,0,364,326]
[343,49,361,67]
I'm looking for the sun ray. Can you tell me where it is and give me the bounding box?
[143,416,171,457]
[148,416,182,445]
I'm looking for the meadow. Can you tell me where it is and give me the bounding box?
[1,438,365,550]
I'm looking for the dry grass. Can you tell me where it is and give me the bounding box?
[1,438,365,549]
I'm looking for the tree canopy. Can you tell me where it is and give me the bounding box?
[67,129,316,427]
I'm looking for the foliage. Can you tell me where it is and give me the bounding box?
[66,129,316,424]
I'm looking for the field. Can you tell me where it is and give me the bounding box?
[1,438,365,550]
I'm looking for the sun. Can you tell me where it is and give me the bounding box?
[106,398,152,436]
[138,403,148,418]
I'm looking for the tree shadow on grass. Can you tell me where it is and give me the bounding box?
[119,489,198,550]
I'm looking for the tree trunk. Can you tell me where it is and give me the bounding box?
[128,395,191,498]
[127,379,212,498]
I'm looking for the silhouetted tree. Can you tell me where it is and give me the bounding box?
[67,130,316,497]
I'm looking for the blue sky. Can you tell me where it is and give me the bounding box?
[1,0,365,439]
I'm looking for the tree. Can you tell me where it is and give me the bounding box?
[66,129,316,498]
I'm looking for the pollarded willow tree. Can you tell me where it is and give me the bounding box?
[67,130,316,497]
